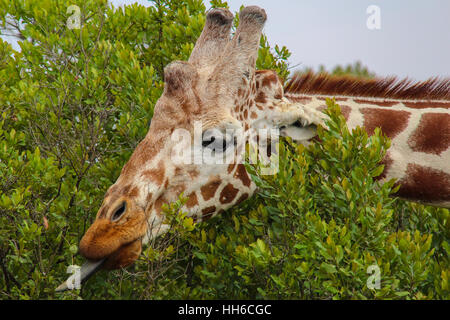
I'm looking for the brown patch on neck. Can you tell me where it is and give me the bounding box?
[186,193,198,208]
[219,183,239,204]
[408,113,450,155]
[336,105,351,121]
[396,164,450,202]
[201,178,221,201]
[361,108,411,138]
[233,164,252,187]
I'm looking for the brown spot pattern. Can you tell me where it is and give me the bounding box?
[396,164,450,202]
[219,183,239,204]
[201,179,221,201]
[361,108,411,138]
[255,91,267,104]
[338,105,352,121]
[234,164,251,187]
[408,113,450,155]
[186,193,198,208]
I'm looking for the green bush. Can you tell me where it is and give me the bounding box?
[84,100,446,300]
[0,0,448,300]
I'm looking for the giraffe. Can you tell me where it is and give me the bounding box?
[56,6,449,291]
[56,6,323,291]
[283,72,450,208]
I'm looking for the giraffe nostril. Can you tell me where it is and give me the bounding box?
[111,201,127,222]
[292,120,304,128]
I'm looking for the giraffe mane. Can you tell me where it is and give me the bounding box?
[284,72,450,101]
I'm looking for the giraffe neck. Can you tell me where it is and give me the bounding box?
[285,93,450,207]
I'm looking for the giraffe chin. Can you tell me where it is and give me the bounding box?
[102,238,142,270]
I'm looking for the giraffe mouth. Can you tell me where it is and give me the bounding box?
[55,237,143,292]
[55,258,105,292]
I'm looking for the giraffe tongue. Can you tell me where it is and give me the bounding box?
[55,259,104,292]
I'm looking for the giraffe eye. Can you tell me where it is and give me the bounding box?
[202,129,234,153]
[111,202,126,222]
[202,134,216,148]
[202,129,224,150]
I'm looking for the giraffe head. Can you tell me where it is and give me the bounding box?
[64,7,324,288]
[77,6,269,272]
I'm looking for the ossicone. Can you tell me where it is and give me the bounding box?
[206,7,234,26]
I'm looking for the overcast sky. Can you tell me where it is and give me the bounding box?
[5,1,450,80]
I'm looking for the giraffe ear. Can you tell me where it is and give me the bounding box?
[163,61,198,98]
